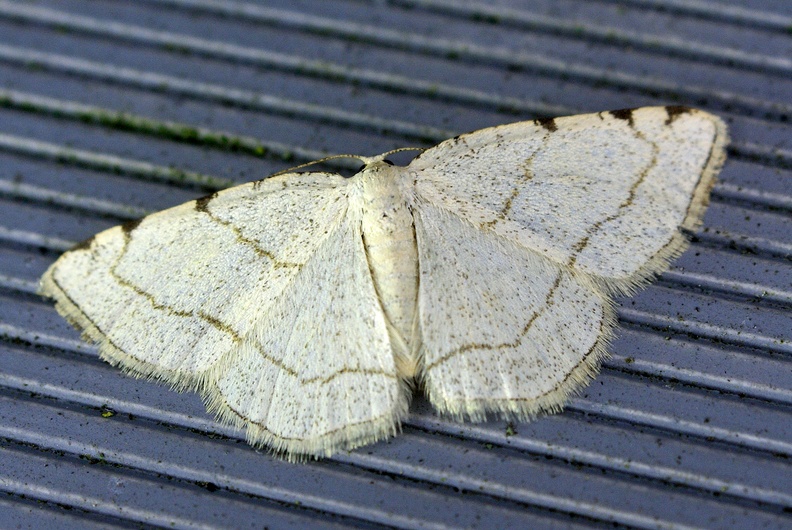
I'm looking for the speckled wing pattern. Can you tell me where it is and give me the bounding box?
[39,172,407,459]
[39,106,728,459]
[410,107,727,420]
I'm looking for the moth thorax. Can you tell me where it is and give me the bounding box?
[357,165,420,379]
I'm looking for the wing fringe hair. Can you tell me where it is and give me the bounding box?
[38,106,729,460]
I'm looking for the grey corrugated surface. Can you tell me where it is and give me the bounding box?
[0,0,789,527]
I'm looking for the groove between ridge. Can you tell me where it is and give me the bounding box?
[1,357,790,512]
[568,399,792,457]
[153,0,792,76]
[107,0,792,107]
[0,1,787,120]
[0,45,448,143]
[3,83,792,178]
[404,415,792,507]
[0,423,429,530]
[0,4,569,117]
[0,453,220,530]
[600,0,792,32]
[0,380,780,526]
[619,307,792,355]
[0,132,234,190]
[0,86,365,166]
[1,43,789,169]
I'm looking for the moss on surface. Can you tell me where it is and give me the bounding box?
[0,92,277,160]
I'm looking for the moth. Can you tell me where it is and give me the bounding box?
[40,106,728,460]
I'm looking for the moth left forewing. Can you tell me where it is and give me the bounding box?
[410,106,728,294]
[39,172,353,391]
[206,207,408,460]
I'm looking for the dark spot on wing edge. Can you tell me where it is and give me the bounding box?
[121,218,143,235]
[665,105,692,125]
[535,117,557,132]
[609,108,635,126]
[195,192,219,213]
[70,235,95,251]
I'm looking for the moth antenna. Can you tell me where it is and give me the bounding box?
[268,154,366,178]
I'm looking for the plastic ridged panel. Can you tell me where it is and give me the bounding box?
[0,0,789,528]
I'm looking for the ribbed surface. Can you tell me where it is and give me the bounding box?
[0,0,789,528]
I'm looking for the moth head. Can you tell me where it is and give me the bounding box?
[356,147,425,174]
[356,158,393,173]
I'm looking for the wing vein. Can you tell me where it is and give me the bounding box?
[110,230,244,342]
[424,271,564,372]
[196,194,303,269]
[567,132,660,267]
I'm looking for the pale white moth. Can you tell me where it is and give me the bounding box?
[40,106,728,460]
